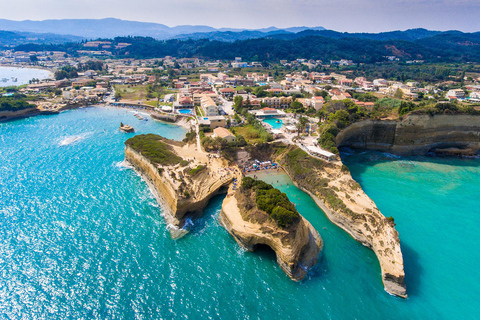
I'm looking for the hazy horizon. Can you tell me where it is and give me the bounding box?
[2,0,480,33]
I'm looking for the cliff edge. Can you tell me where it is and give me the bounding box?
[337,114,480,156]
[219,177,323,281]
[124,134,234,232]
[278,146,407,297]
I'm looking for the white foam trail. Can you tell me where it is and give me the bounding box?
[114,160,132,171]
[59,132,93,146]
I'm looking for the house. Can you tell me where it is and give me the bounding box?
[219,87,235,98]
[262,96,292,109]
[302,96,324,111]
[71,78,92,87]
[446,89,465,100]
[339,79,354,86]
[198,116,226,129]
[306,146,336,161]
[248,107,286,119]
[213,127,236,143]
[469,91,480,102]
[201,95,219,116]
[175,97,194,108]
[373,79,388,87]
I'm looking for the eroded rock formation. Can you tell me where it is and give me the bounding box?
[278,147,407,297]
[124,135,234,232]
[219,181,323,281]
[337,114,480,156]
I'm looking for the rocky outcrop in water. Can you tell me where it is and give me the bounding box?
[219,179,323,281]
[337,114,480,156]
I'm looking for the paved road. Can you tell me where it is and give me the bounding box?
[218,96,234,116]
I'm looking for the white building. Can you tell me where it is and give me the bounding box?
[306,146,336,161]
[446,89,465,100]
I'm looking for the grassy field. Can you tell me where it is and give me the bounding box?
[115,85,149,100]
[115,84,176,102]
[231,125,266,144]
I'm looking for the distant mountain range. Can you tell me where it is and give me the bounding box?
[3,18,480,63]
[0,30,83,46]
[0,18,325,40]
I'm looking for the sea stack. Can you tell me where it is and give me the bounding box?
[219,177,323,281]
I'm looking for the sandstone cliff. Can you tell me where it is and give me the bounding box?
[0,107,40,122]
[219,184,323,281]
[337,114,480,156]
[278,147,407,297]
[124,135,234,233]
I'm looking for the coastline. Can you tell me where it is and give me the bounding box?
[252,149,407,298]
[219,185,323,281]
[0,64,55,78]
[124,140,235,235]
[0,102,88,123]
[103,104,193,130]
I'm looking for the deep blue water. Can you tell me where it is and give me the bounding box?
[1,107,479,319]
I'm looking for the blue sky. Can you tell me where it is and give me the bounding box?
[3,0,480,32]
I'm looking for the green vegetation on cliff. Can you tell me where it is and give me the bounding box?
[0,94,36,112]
[241,177,300,229]
[188,165,205,176]
[280,147,356,217]
[318,97,480,153]
[125,134,183,166]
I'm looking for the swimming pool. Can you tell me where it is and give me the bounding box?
[263,117,283,129]
[177,109,193,115]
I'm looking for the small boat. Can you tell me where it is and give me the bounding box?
[119,122,135,133]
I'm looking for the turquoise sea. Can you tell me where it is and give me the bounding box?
[0,107,479,319]
[0,67,52,87]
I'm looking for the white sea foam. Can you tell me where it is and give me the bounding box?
[59,132,93,146]
[114,160,132,171]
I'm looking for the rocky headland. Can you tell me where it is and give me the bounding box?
[219,177,323,281]
[124,134,235,232]
[0,102,85,122]
[337,114,480,156]
[277,146,407,298]
[125,134,323,280]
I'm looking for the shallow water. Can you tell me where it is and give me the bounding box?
[1,108,479,319]
[0,66,52,87]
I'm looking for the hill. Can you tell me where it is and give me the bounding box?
[0,18,324,40]
[0,30,83,46]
